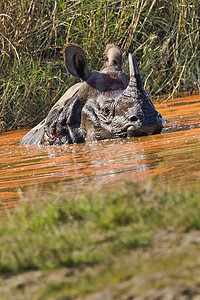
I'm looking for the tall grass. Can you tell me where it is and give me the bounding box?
[0,0,199,130]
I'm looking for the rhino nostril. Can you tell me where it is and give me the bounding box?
[129,116,138,122]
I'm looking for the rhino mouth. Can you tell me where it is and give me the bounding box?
[127,126,148,137]
[126,124,163,138]
[113,122,163,139]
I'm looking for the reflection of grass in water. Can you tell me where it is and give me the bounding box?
[1,0,200,130]
[1,181,200,275]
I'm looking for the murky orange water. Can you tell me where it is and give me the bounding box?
[0,94,200,209]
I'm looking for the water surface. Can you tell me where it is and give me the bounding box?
[0,94,200,209]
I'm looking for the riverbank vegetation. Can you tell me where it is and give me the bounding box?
[0,0,199,131]
[1,181,200,298]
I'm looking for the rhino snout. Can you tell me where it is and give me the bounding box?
[126,113,164,138]
[127,123,163,137]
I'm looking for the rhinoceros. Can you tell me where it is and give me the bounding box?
[21,44,163,145]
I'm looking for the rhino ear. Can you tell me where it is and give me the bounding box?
[64,44,91,81]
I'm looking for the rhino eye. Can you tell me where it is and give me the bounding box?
[129,116,138,122]
[104,106,110,115]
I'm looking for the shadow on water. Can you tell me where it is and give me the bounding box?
[0,94,200,209]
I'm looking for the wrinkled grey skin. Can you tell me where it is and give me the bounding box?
[21,44,163,145]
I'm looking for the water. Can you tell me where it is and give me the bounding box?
[0,94,200,209]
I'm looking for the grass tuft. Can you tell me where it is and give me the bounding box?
[0,181,200,275]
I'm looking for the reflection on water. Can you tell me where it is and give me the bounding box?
[0,94,200,209]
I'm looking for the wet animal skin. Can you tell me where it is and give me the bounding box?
[21,44,163,145]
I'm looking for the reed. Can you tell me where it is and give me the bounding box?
[0,0,199,130]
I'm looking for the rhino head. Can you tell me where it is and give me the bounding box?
[21,44,163,145]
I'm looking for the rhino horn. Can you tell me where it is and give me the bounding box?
[64,44,91,81]
[127,53,157,110]
[120,53,151,101]
[128,53,141,86]
[116,53,143,101]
